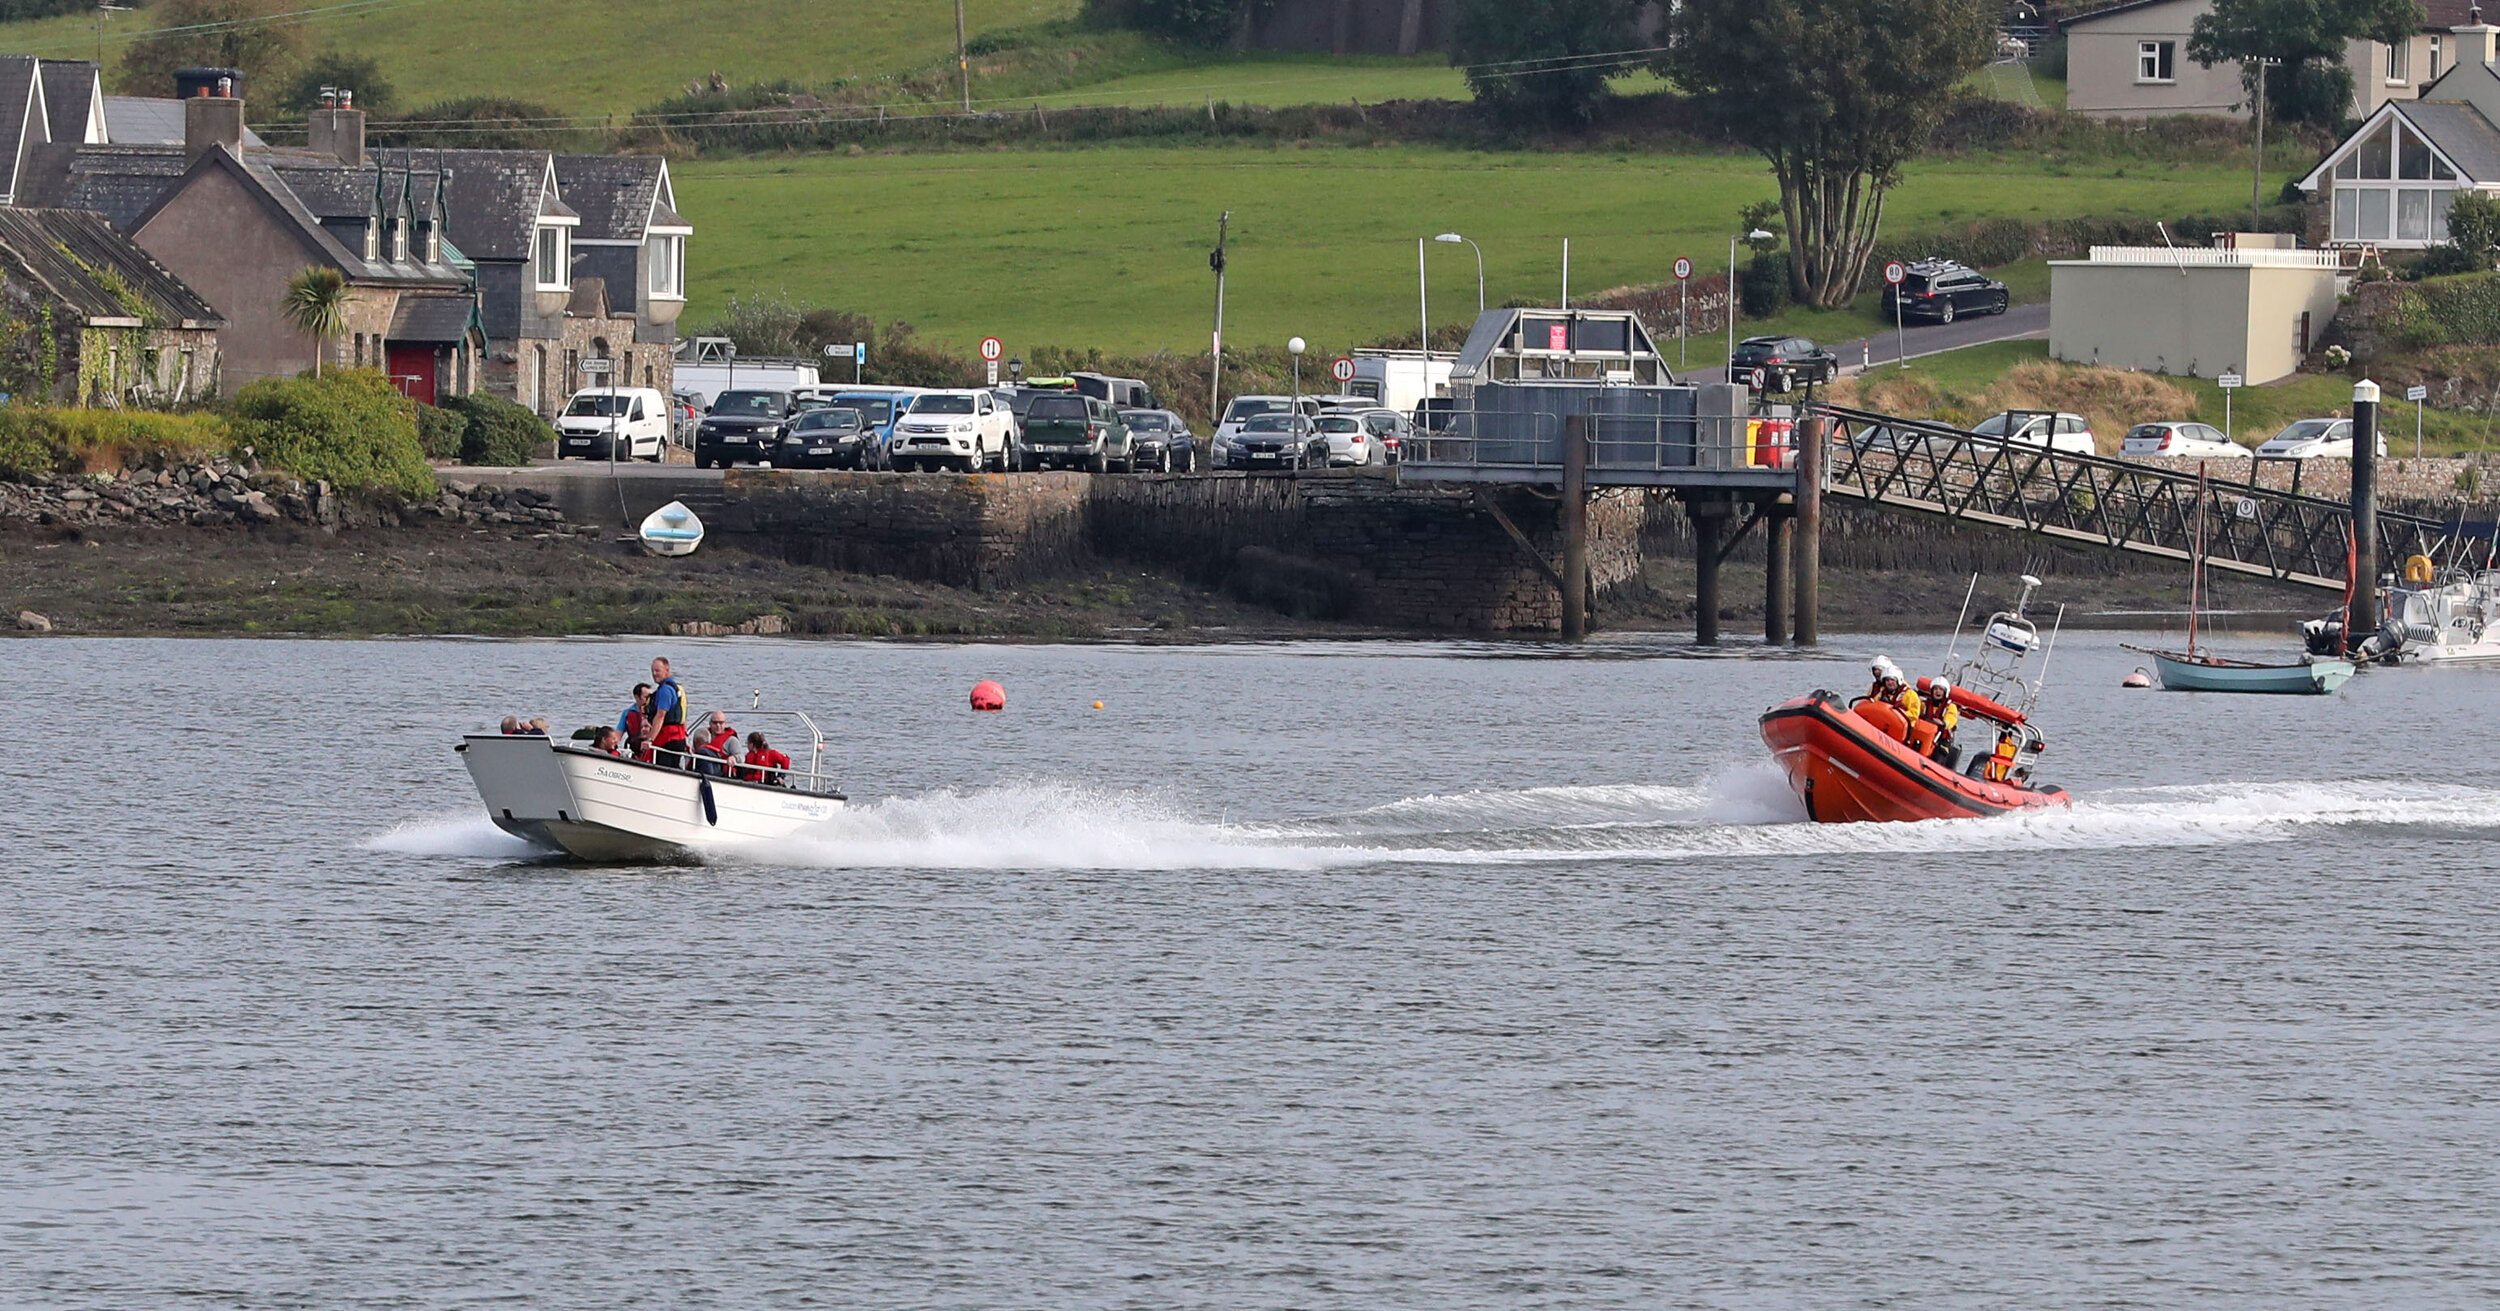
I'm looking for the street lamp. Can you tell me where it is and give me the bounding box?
[1727,228,1774,379]
[1434,232,1484,314]
[1288,336,1306,420]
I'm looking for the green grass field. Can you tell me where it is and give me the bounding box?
[0,0,1081,115]
[1055,55,1673,109]
[675,146,2260,355]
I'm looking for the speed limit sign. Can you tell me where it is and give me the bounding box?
[1331,357,1355,384]
[1673,256,1693,281]
[1884,261,1907,286]
[979,336,1003,362]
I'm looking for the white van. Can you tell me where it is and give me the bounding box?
[556,387,673,461]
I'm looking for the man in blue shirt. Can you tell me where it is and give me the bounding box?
[648,656,690,768]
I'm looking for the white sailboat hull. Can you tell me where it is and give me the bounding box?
[458,734,843,861]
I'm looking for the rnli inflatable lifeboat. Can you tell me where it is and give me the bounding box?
[1759,685,2067,823]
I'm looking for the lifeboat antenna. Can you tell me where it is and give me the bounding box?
[2023,602,2068,716]
[1940,572,1980,674]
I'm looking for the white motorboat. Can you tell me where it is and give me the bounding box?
[2303,564,2500,666]
[638,499,703,556]
[458,704,843,861]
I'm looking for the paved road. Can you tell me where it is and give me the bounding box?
[1682,303,2051,384]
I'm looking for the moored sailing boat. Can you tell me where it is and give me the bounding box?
[2129,467,2354,694]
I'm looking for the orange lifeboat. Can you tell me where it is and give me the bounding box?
[1758,691,2069,823]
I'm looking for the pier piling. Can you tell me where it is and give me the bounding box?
[1562,414,1588,641]
[1794,415,1822,646]
[2349,380,2379,654]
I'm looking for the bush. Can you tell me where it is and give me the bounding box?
[226,369,433,497]
[414,401,465,459]
[0,406,230,479]
[373,97,585,150]
[2407,245,2488,280]
[1741,250,1790,317]
[1452,0,1641,127]
[2036,35,2067,80]
[445,391,554,466]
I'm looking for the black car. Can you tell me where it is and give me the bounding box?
[1118,407,1199,473]
[694,389,794,469]
[1880,258,2011,324]
[1223,414,1326,470]
[773,407,871,469]
[1729,335,1840,387]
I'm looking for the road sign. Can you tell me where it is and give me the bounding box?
[1331,357,1355,384]
[2235,496,2259,520]
[2216,372,2243,389]
[855,342,868,364]
[1547,323,1569,351]
[2407,384,2428,402]
[1883,261,1906,286]
[1749,367,1768,390]
[1673,256,1693,281]
[980,336,1003,363]
[823,343,846,358]
[986,360,999,386]
[582,357,611,375]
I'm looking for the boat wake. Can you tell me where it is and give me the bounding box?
[370,775,2500,871]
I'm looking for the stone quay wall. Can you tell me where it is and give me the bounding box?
[713,469,1089,590]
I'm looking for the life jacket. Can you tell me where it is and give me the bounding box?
[649,677,689,748]
[1982,736,2019,782]
[701,728,739,758]
[740,747,790,783]
[622,708,647,743]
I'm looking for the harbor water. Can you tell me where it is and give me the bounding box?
[8,634,2500,1306]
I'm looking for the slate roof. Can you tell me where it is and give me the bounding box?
[0,55,37,197]
[37,61,94,145]
[371,148,571,261]
[21,142,188,226]
[2396,98,2500,181]
[98,96,267,148]
[550,154,666,239]
[0,205,221,325]
[389,293,480,342]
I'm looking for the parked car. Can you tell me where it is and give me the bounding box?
[1729,335,1839,386]
[1312,412,1379,467]
[1118,408,1198,473]
[1971,409,2097,455]
[773,407,873,469]
[891,389,1015,472]
[2122,421,2248,459]
[1070,371,1159,411]
[556,386,672,461]
[2256,417,2382,459]
[694,388,795,468]
[1309,393,1372,411]
[1880,258,2012,324]
[1018,393,1132,471]
[668,389,704,445]
[1349,406,1413,464]
[826,389,923,469]
[1224,413,1325,470]
[1213,394,1322,454]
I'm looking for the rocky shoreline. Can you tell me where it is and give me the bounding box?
[1,462,601,536]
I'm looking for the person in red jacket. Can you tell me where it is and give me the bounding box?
[691,711,739,777]
[740,731,791,786]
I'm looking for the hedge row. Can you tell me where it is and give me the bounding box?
[1870,206,2309,275]
[228,371,436,499]
[443,392,554,466]
[2381,273,2500,350]
[0,407,229,480]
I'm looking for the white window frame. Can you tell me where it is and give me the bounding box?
[533,222,574,291]
[646,230,687,301]
[2431,35,2444,80]
[2137,40,2175,84]
[2387,39,2411,87]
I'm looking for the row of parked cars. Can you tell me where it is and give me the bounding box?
[1859,410,2385,461]
[1209,393,1416,470]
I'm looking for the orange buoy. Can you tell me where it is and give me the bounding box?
[970,680,1006,711]
[1092,701,1104,710]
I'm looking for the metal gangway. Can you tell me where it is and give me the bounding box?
[1816,404,2487,590]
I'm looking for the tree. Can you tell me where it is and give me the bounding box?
[1452,0,1642,128]
[1664,0,1994,308]
[277,51,395,116]
[280,266,349,377]
[2188,0,2422,129]
[113,0,308,98]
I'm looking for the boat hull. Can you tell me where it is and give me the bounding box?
[458,734,843,861]
[2147,650,2354,694]
[1758,694,2068,823]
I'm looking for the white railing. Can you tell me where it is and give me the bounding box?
[2083,245,2341,268]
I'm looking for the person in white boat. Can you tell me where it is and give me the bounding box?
[740,732,791,786]
[593,726,627,757]
[617,683,653,753]
[647,658,692,769]
[693,712,739,777]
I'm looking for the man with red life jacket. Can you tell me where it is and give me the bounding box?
[740,731,791,786]
[647,657,691,769]
[693,711,739,777]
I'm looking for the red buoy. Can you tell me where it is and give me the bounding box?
[970,680,1005,711]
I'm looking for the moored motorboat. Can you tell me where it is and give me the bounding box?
[459,703,843,861]
[1760,574,2071,823]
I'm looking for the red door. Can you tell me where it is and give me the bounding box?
[386,345,436,405]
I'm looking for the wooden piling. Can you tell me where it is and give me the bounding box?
[2349,381,2379,652]
[1764,507,1791,645]
[1561,414,1588,641]
[1690,495,1724,645]
[1794,414,1823,645]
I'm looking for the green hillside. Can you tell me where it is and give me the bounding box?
[1,0,1082,115]
[677,145,2260,356]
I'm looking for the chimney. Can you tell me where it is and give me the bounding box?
[2458,7,2500,68]
[308,86,365,167]
[182,86,243,164]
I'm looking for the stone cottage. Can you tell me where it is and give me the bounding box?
[0,204,222,405]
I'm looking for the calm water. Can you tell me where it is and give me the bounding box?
[9,632,2500,1307]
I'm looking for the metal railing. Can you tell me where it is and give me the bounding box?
[1404,408,1775,480]
[1816,404,2480,589]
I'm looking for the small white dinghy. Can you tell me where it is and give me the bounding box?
[638,500,704,556]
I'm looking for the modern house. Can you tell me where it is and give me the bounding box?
[2062,0,2478,120]
[2049,242,2340,383]
[2298,17,2500,250]
[0,204,223,404]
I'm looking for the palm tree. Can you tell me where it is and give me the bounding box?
[280,266,349,377]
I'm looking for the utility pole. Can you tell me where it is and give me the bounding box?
[2251,57,2274,227]
[955,0,970,113]
[1210,211,1229,419]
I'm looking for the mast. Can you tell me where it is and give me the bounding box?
[2188,465,2207,659]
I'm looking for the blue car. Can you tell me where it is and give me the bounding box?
[826,389,923,471]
